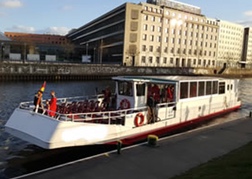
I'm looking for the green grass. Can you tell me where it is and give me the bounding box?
[171,141,252,179]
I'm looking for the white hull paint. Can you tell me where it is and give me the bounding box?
[5,76,241,149]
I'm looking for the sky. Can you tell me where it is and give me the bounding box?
[0,0,252,35]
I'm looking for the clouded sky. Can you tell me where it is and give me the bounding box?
[0,0,252,35]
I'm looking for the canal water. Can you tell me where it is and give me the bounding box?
[0,78,251,178]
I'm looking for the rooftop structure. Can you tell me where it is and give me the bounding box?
[147,0,201,15]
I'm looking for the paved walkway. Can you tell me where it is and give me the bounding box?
[15,117,252,179]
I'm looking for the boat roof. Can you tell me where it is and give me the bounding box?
[113,76,225,84]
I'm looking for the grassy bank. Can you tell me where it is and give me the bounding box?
[171,141,252,179]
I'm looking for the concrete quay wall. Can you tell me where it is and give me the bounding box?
[0,62,250,81]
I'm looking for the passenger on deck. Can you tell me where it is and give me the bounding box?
[152,84,160,102]
[147,84,152,97]
[47,90,57,117]
[34,90,44,113]
[103,86,111,110]
[147,92,157,123]
[167,85,174,102]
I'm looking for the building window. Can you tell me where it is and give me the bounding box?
[198,59,201,65]
[172,38,175,44]
[165,37,169,43]
[149,45,153,52]
[163,57,167,64]
[170,57,174,64]
[164,47,168,53]
[183,49,186,54]
[143,24,148,31]
[151,25,155,32]
[149,56,153,63]
[150,35,154,41]
[178,39,181,44]
[143,34,147,40]
[141,56,146,63]
[171,48,174,53]
[142,45,147,51]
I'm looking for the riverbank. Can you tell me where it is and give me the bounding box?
[1,61,252,81]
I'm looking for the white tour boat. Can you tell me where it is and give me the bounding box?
[5,76,241,149]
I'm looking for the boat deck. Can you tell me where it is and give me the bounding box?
[17,115,252,179]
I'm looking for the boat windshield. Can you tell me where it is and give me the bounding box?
[118,81,133,96]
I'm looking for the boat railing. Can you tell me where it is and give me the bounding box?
[56,106,148,125]
[156,101,176,108]
[18,94,106,110]
[18,94,147,125]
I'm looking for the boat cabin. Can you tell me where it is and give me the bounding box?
[113,76,239,111]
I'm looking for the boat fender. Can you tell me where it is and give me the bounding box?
[120,99,130,109]
[134,113,144,127]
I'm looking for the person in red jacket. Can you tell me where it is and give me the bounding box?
[167,85,174,102]
[47,90,57,117]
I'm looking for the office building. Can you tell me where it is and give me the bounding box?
[67,0,219,67]
[217,20,244,67]
[242,27,252,67]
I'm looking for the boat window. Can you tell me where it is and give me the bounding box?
[213,81,218,94]
[148,83,161,103]
[180,82,188,99]
[163,84,175,102]
[219,82,225,94]
[227,84,230,91]
[189,82,197,98]
[230,84,233,90]
[136,84,145,96]
[206,81,212,95]
[198,81,205,96]
[118,81,133,96]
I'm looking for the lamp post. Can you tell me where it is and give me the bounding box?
[93,47,96,62]
[23,43,27,63]
[1,42,4,61]
[99,39,103,64]
[86,43,89,56]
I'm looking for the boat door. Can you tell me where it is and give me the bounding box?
[134,82,146,108]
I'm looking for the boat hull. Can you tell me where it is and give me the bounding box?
[5,104,241,149]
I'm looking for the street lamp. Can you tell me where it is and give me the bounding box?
[93,47,96,62]
[86,43,89,56]
[1,42,4,61]
[23,43,27,63]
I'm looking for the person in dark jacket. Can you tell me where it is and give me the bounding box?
[34,90,44,113]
